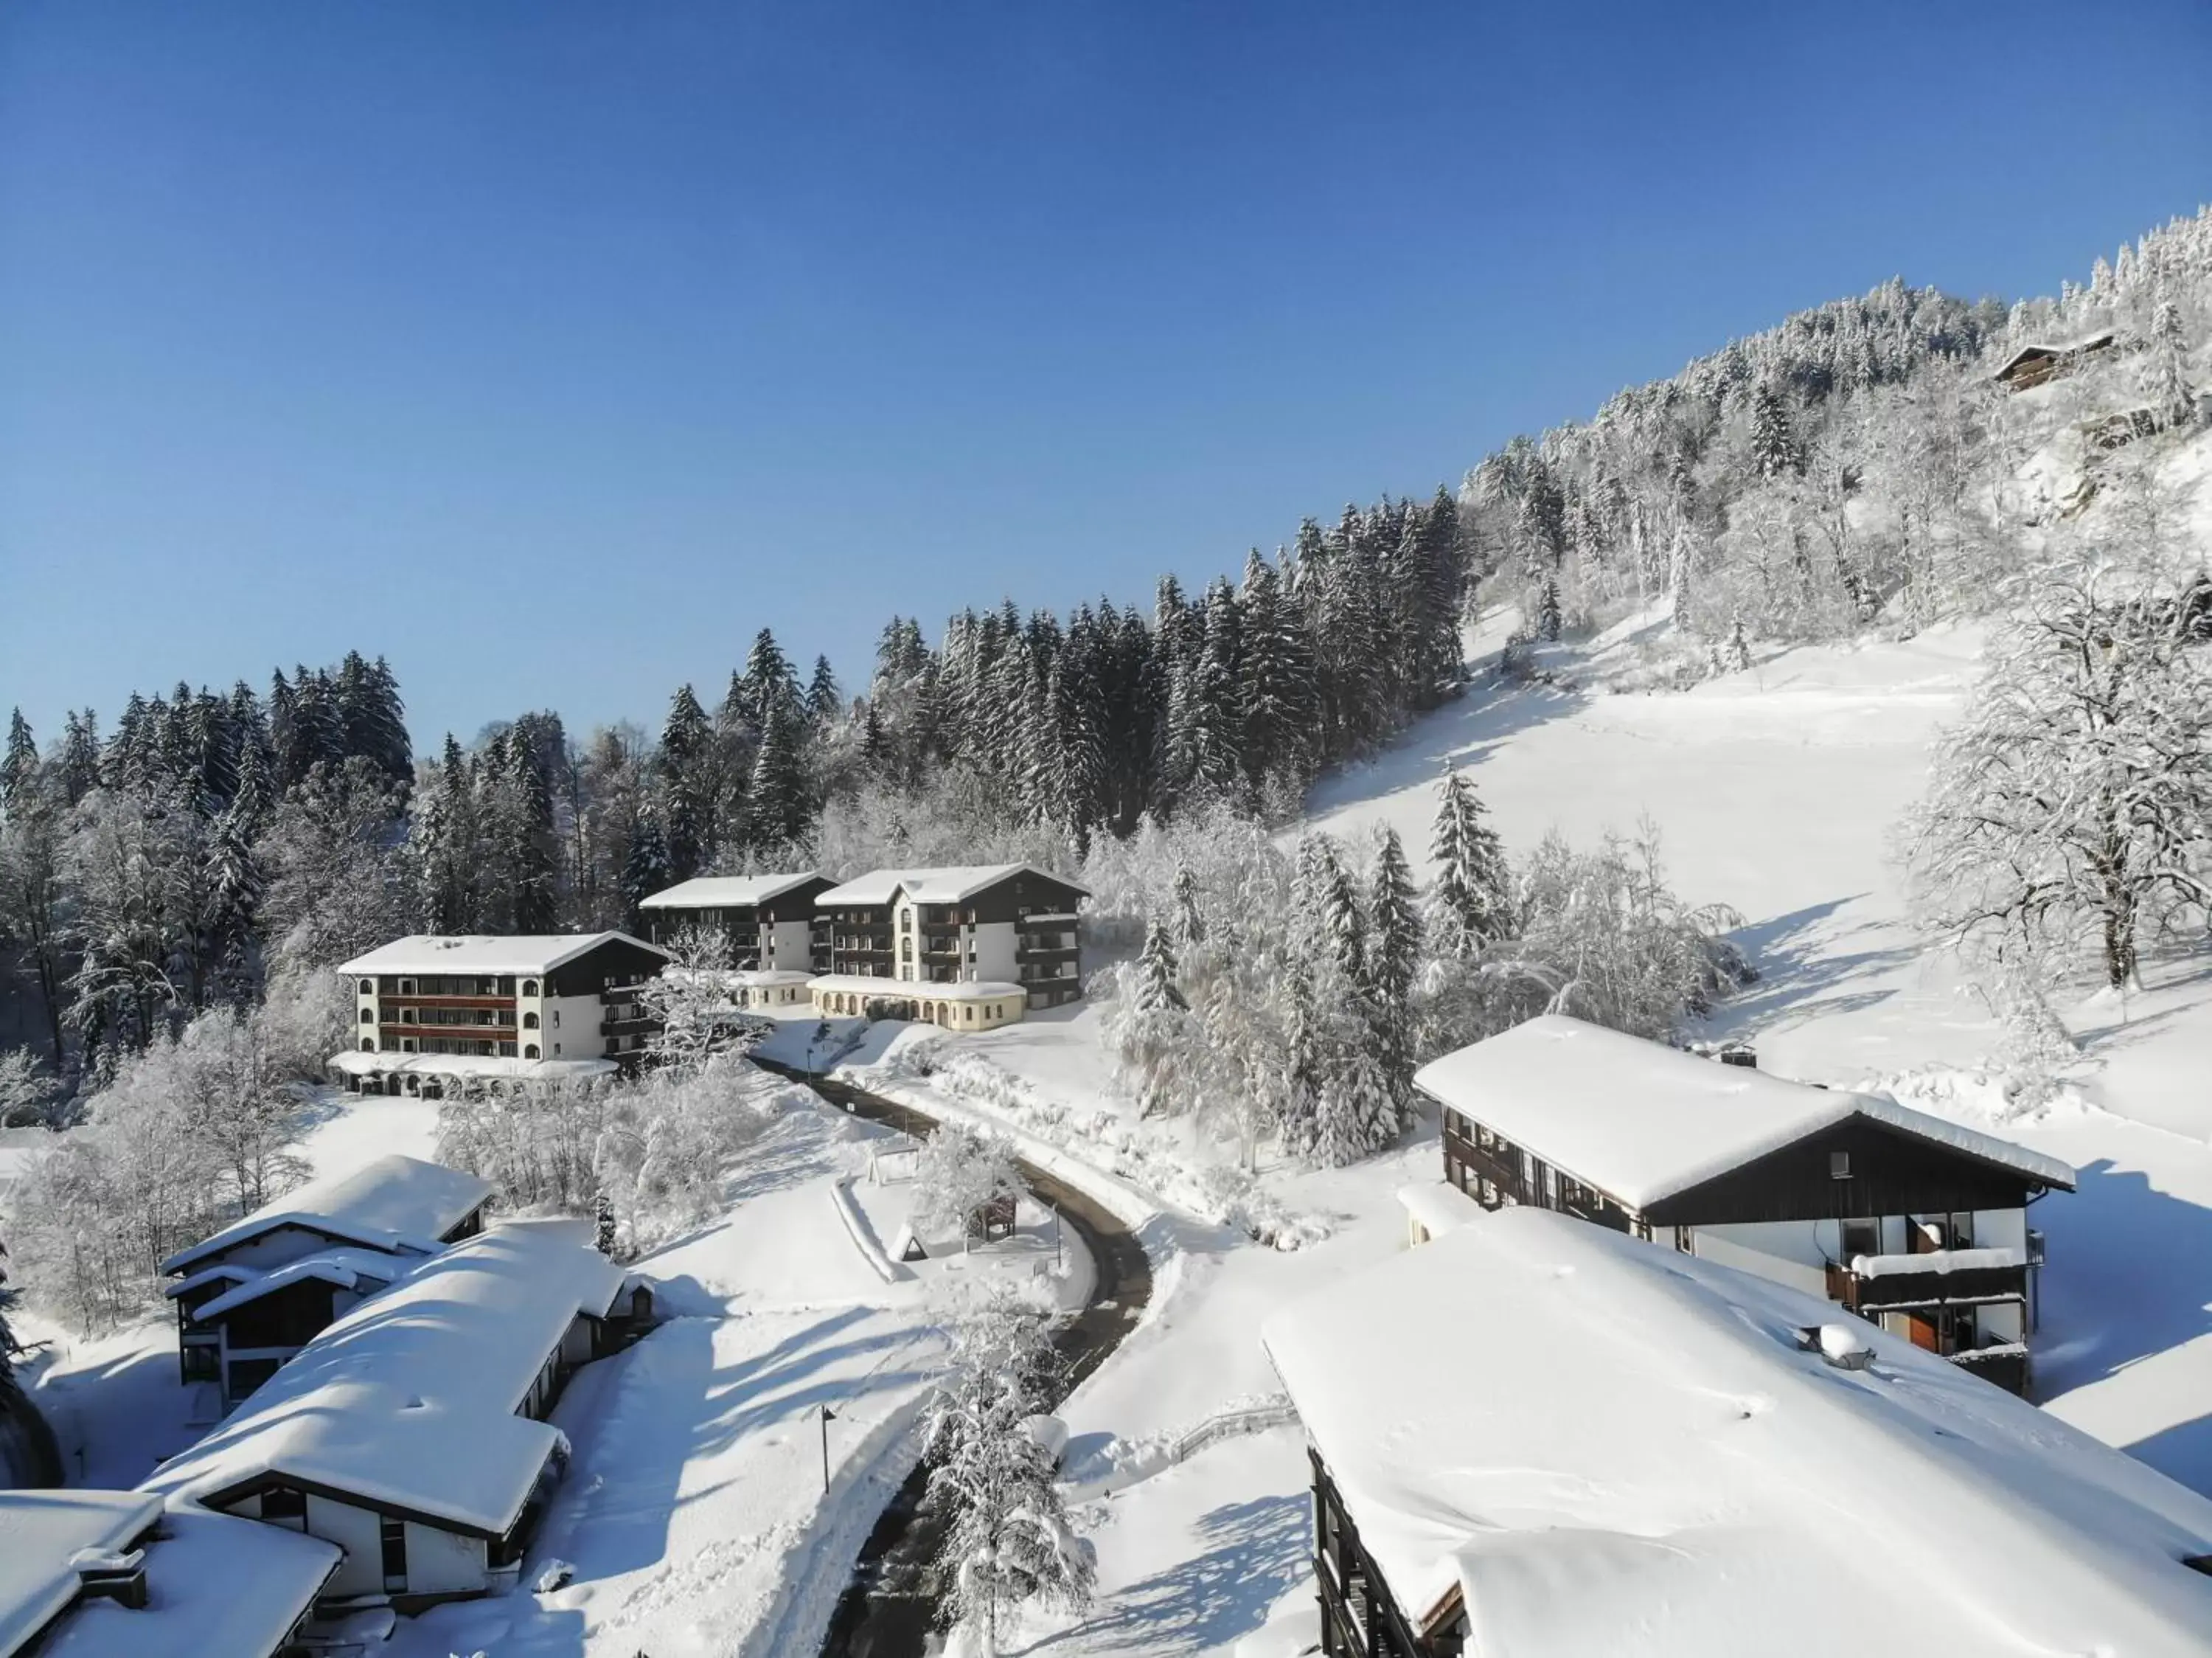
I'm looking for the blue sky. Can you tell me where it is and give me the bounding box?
[3,1,2208,747]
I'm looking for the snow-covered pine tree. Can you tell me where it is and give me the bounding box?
[1363,825,1421,1120]
[746,703,809,851]
[1,712,37,811]
[927,1283,1095,1658]
[806,654,843,725]
[1428,766,1512,958]
[619,813,671,927]
[657,684,714,881]
[1172,864,1205,948]
[1537,575,1563,642]
[1237,549,1318,799]
[2142,293,2196,429]
[58,711,100,806]
[1135,919,1185,1013]
[1726,617,1753,673]
[1750,382,1805,479]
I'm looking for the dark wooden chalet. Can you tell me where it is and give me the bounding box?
[1419,1016,2073,1395]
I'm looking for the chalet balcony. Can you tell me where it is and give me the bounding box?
[600,1015,656,1038]
[1017,943,1079,961]
[380,993,515,1013]
[1824,1249,2028,1314]
[1946,1343,2030,1395]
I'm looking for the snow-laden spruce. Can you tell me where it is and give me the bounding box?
[924,1281,1095,1658]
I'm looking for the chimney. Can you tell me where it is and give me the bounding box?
[69,1548,149,1611]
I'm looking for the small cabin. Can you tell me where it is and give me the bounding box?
[1994,329,2115,390]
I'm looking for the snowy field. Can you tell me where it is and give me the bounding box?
[842,597,2212,1658]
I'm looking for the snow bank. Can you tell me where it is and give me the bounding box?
[828,1176,908,1283]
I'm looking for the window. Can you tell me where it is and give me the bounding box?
[524,1044,540,1060]
[1840,1217,1879,1260]
[260,1486,305,1525]
[522,979,538,998]
[552,1010,560,1028]
[1829,1151,1852,1180]
[361,1038,376,1052]
[360,1007,375,1024]
[398,979,416,996]
[523,1012,540,1029]
[380,1517,408,1590]
[358,979,375,996]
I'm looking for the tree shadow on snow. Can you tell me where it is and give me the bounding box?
[1705,895,1916,1037]
[2034,1158,2212,1406]
[1031,1491,1310,1656]
[1302,670,1587,822]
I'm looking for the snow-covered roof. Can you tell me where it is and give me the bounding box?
[816,864,1090,906]
[1995,329,2118,376]
[144,1221,626,1538]
[337,931,669,976]
[327,1050,620,1081]
[805,974,1026,1000]
[1395,1180,1484,1241]
[1263,1207,2212,1657]
[32,1504,339,1658]
[1412,1015,2072,1210]
[0,1490,158,1656]
[159,1155,493,1277]
[161,1263,256,1302]
[639,873,825,909]
[187,1247,411,1324]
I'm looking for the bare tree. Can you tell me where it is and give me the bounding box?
[1910,561,2212,989]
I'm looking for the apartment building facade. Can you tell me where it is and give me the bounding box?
[814,864,1087,1012]
[333,933,672,1095]
[636,872,834,972]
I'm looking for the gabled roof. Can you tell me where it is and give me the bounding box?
[1994,329,2117,378]
[817,863,1090,906]
[159,1156,493,1277]
[1412,1016,2072,1210]
[336,931,669,977]
[639,872,827,909]
[1263,1207,2212,1658]
[143,1221,627,1538]
[187,1248,411,1325]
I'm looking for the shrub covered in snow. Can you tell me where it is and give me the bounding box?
[436,1055,792,1256]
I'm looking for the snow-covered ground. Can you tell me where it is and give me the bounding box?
[840,593,2212,1658]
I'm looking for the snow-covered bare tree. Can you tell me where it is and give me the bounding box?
[911,1123,1025,1244]
[926,1281,1094,1658]
[1910,561,2212,990]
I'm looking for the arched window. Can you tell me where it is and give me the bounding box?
[358,979,375,996]
[522,1012,540,1030]
[360,1007,374,1024]
[361,1037,376,1052]
[521,979,539,998]
[524,1044,540,1060]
